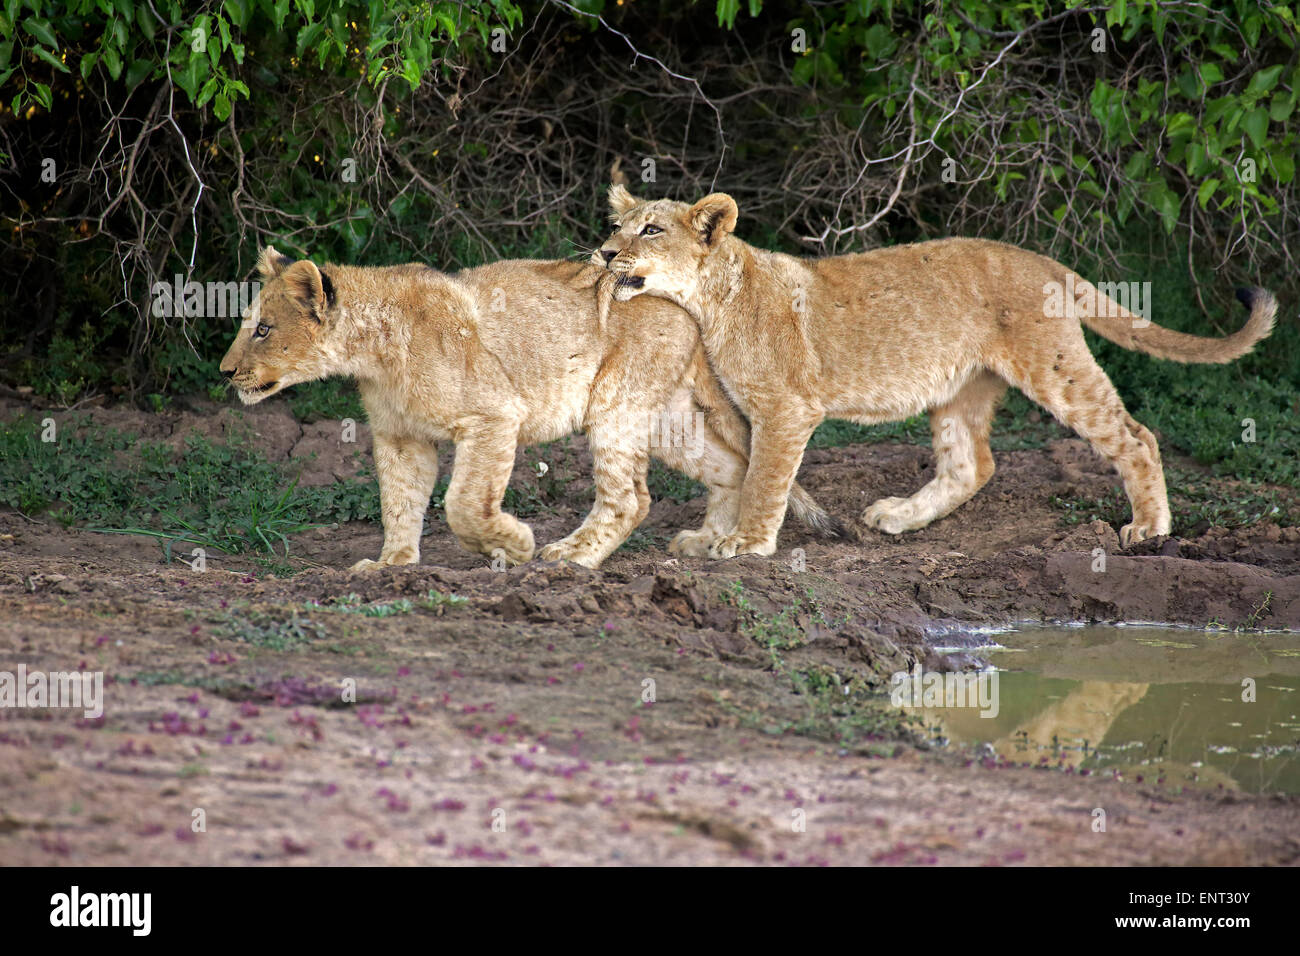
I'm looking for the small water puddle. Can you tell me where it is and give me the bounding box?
[898,626,1300,795]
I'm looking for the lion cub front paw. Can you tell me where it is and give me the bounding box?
[861,497,919,535]
[350,552,418,572]
[537,541,600,568]
[707,533,777,559]
[668,529,717,558]
[1119,522,1163,548]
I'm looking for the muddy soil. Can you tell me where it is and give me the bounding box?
[2,399,1298,865]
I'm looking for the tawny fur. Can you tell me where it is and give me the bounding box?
[594,185,1277,558]
[219,247,835,570]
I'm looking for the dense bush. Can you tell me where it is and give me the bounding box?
[0,1,1295,483]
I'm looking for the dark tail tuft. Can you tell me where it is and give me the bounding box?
[788,483,848,539]
[821,513,851,540]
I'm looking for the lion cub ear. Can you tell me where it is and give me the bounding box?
[280,260,328,319]
[608,183,639,216]
[257,245,295,280]
[687,193,738,247]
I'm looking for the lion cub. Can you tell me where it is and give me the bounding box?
[219,247,834,569]
[595,185,1276,557]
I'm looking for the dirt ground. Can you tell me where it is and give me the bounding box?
[2,400,1299,865]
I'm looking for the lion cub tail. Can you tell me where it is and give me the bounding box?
[1080,283,1277,365]
[788,483,849,539]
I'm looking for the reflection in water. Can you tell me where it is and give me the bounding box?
[893,626,1300,795]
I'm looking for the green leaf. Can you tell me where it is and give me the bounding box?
[1078,178,1105,200]
[214,91,231,122]
[1242,107,1269,149]
[1165,111,1196,141]
[125,58,152,88]
[31,81,51,110]
[792,53,813,85]
[716,0,740,29]
[1268,147,1295,185]
[1207,43,1239,63]
[21,16,58,50]
[1196,178,1220,209]
[175,50,207,99]
[31,44,69,73]
[1247,65,1284,97]
[195,76,218,108]
[223,0,251,30]
[79,51,99,79]
[1146,181,1181,233]
[1270,93,1295,123]
[1204,94,1237,125]
[433,12,457,39]
[102,44,121,80]
[136,4,156,39]
[1243,14,1263,47]
[862,23,894,59]
[1123,151,1148,179]
[296,21,325,57]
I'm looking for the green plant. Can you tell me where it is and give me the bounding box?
[216,608,328,650]
[418,589,468,610]
[0,415,385,563]
[646,460,705,503]
[288,379,366,423]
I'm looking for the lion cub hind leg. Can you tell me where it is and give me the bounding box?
[863,371,1006,535]
[351,434,440,571]
[999,344,1171,546]
[538,415,651,568]
[444,420,536,566]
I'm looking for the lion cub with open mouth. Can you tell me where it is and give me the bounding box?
[219,247,834,569]
[594,185,1276,558]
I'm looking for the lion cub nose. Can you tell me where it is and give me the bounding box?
[600,249,617,264]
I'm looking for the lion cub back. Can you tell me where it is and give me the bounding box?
[455,258,699,379]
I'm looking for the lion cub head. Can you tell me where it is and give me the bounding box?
[219,246,338,404]
[593,184,738,302]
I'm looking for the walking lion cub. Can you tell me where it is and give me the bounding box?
[219,248,834,569]
[594,185,1276,558]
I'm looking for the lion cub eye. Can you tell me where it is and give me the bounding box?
[253,323,270,339]
[640,224,663,237]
